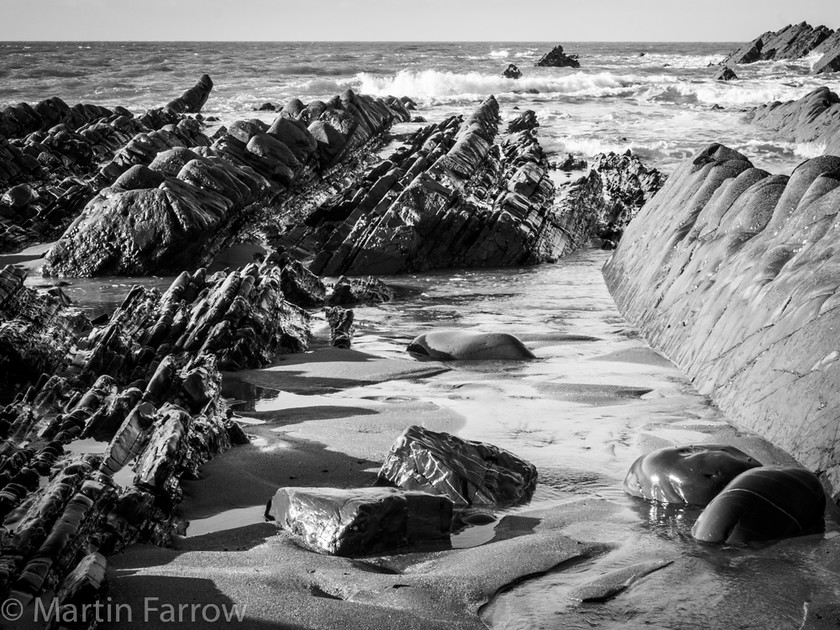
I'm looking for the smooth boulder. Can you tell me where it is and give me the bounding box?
[623,444,761,506]
[377,425,538,506]
[691,467,826,544]
[407,330,535,361]
[265,486,453,556]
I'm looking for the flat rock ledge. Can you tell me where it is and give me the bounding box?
[603,143,840,504]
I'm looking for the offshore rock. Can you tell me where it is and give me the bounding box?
[814,31,840,74]
[377,425,538,506]
[502,64,522,79]
[507,109,538,133]
[623,445,761,506]
[290,99,606,275]
[715,66,738,81]
[748,86,840,155]
[691,467,825,543]
[265,486,453,556]
[536,44,581,68]
[602,143,840,504]
[722,22,833,65]
[165,74,214,114]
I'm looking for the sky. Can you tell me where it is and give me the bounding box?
[0,0,837,41]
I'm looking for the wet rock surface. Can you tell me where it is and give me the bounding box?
[265,486,453,556]
[603,143,840,504]
[536,44,581,68]
[406,330,535,360]
[747,86,840,156]
[377,425,538,506]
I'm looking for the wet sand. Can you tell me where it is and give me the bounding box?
[101,248,840,629]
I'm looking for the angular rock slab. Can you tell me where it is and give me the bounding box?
[623,444,761,506]
[265,486,452,556]
[378,425,538,506]
[407,330,535,361]
[691,467,826,544]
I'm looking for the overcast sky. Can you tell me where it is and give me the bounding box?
[0,0,837,41]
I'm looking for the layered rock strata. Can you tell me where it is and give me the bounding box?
[0,77,215,254]
[43,89,410,276]
[721,22,832,65]
[747,86,840,156]
[284,97,607,275]
[0,257,315,616]
[603,143,840,504]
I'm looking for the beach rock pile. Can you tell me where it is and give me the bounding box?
[265,487,453,556]
[721,21,840,74]
[0,78,216,254]
[536,44,580,68]
[43,89,411,277]
[603,143,840,505]
[0,254,317,616]
[747,86,840,156]
[378,425,538,506]
[282,98,607,275]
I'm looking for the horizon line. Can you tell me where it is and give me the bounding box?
[0,39,743,44]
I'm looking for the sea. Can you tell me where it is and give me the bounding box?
[2,40,839,175]
[5,41,840,629]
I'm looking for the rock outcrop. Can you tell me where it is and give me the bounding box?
[377,425,538,506]
[0,254,315,615]
[0,79,215,254]
[43,89,410,276]
[602,143,840,504]
[536,45,580,68]
[502,64,522,79]
[813,31,840,74]
[715,67,738,81]
[265,487,453,556]
[590,151,666,230]
[747,86,840,155]
[282,98,607,275]
[722,21,833,65]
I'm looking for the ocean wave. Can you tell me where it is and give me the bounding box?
[281,64,364,77]
[641,79,830,108]
[489,49,510,58]
[356,69,632,101]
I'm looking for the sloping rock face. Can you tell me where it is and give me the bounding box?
[536,45,580,68]
[265,487,453,556]
[602,143,840,504]
[284,98,606,275]
[43,89,409,276]
[0,79,214,254]
[377,425,538,506]
[813,31,840,74]
[722,21,833,65]
[748,86,840,155]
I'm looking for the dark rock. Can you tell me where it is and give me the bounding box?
[507,109,538,133]
[715,66,738,81]
[227,119,269,144]
[692,467,825,543]
[256,102,277,111]
[406,330,535,360]
[747,86,840,157]
[591,151,666,228]
[602,144,840,504]
[265,486,453,556]
[722,22,833,65]
[326,276,393,306]
[164,73,214,114]
[411,115,426,123]
[624,445,762,506]
[555,154,587,171]
[293,99,608,275]
[325,306,354,348]
[377,425,538,506]
[536,44,581,68]
[112,164,165,190]
[814,31,840,74]
[502,63,522,79]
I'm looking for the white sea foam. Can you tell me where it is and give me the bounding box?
[356,69,631,101]
[794,141,828,159]
[489,49,510,58]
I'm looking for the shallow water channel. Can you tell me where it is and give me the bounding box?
[42,246,840,629]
